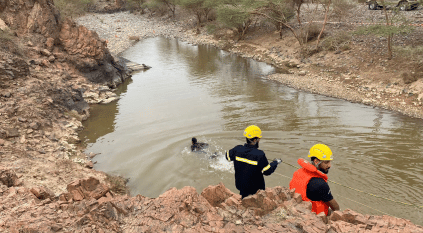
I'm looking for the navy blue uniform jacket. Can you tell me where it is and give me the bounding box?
[226,143,277,196]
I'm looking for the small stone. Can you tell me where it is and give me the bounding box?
[29,122,39,130]
[0,139,4,146]
[85,161,94,169]
[46,37,54,50]
[40,49,51,56]
[48,55,55,62]
[6,128,19,138]
[41,59,50,67]
[293,193,302,203]
[2,92,11,98]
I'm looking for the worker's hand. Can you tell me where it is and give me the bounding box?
[274,158,282,164]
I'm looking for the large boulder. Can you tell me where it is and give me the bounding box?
[61,177,111,201]
[200,182,238,207]
[59,18,129,85]
[0,0,60,38]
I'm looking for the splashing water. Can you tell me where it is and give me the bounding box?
[181,137,234,173]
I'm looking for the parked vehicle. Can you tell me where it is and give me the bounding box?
[366,0,420,11]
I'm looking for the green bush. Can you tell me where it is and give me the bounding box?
[127,0,147,12]
[53,0,94,18]
[143,1,169,16]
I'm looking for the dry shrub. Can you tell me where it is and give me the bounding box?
[105,174,130,195]
[320,32,352,51]
[144,1,169,17]
[0,29,24,56]
[300,45,321,57]
[401,72,418,84]
[53,0,94,18]
[332,0,356,21]
[297,23,323,44]
[56,159,75,172]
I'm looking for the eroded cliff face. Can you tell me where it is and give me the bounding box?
[0,168,422,233]
[0,0,129,85]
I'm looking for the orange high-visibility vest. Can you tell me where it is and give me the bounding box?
[289,158,330,215]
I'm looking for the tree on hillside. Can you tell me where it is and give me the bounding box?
[291,0,304,25]
[153,0,178,17]
[179,0,218,26]
[355,0,413,59]
[315,0,331,46]
[217,1,255,41]
[249,0,295,39]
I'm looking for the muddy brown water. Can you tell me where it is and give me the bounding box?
[79,37,423,224]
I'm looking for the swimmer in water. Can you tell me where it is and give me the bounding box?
[191,137,209,152]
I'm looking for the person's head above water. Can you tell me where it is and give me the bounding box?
[192,137,197,144]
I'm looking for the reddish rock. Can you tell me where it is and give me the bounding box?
[293,193,302,203]
[98,195,112,204]
[40,49,51,57]
[0,139,5,146]
[80,177,100,191]
[200,182,236,207]
[67,180,81,193]
[85,161,94,169]
[342,209,367,225]
[41,59,50,67]
[90,183,109,199]
[289,188,296,198]
[330,210,344,222]
[30,186,54,200]
[317,212,328,224]
[46,37,54,50]
[224,196,241,208]
[71,189,84,201]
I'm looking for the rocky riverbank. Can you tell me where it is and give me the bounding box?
[76,5,423,119]
[1,169,422,232]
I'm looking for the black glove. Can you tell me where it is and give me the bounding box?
[270,158,281,167]
[274,158,282,164]
[270,161,278,167]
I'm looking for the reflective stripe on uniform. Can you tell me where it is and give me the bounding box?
[262,164,271,173]
[235,156,257,165]
[226,151,231,161]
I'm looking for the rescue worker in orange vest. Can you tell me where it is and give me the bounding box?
[226,125,281,199]
[289,144,340,216]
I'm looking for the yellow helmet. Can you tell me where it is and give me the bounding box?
[243,125,262,139]
[308,144,333,160]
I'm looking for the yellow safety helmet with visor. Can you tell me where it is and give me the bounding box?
[308,144,333,160]
[243,125,262,139]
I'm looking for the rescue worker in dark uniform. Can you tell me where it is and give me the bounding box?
[289,144,340,216]
[226,125,281,198]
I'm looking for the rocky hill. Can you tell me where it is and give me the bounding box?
[0,0,422,232]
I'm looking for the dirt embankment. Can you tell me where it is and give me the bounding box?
[0,0,422,232]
